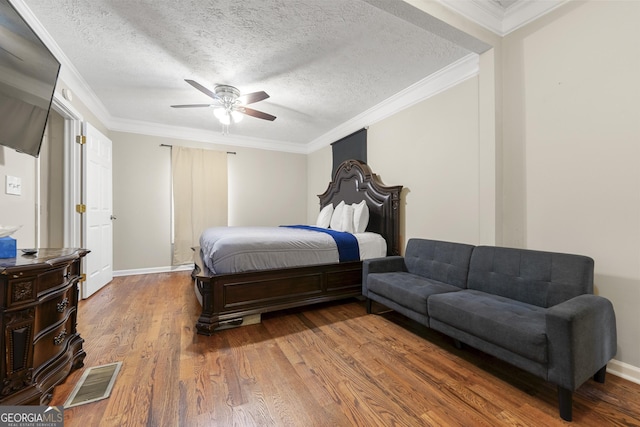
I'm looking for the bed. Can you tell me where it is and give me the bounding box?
[192,159,402,335]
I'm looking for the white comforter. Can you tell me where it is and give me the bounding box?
[199,226,386,274]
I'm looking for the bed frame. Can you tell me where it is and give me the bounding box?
[192,159,402,335]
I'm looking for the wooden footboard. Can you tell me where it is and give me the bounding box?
[192,248,362,335]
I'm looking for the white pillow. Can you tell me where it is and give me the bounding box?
[316,204,333,228]
[352,200,370,233]
[341,204,355,233]
[330,201,346,230]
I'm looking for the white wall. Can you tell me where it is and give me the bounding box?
[110,132,172,271]
[0,148,37,248]
[502,0,640,370]
[306,147,332,225]
[367,77,481,248]
[228,148,307,227]
[0,109,65,250]
[306,78,482,253]
[39,111,65,247]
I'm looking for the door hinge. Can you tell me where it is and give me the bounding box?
[79,274,86,283]
[76,204,86,214]
[76,135,86,145]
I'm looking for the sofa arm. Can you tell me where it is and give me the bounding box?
[546,294,617,390]
[362,256,406,297]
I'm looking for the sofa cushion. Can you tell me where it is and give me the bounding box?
[404,239,475,289]
[428,289,548,363]
[367,272,462,315]
[468,246,594,308]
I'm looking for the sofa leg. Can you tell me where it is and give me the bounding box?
[453,339,464,350]
[558,387,573,422]
[594,365,607,383]
[366,298,372,314]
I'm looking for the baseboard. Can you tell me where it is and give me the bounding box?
[113,264,194,277]
[608,358,640,385]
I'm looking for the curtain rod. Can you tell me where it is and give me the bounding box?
[160,143,236,155]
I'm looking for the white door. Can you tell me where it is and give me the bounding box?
[82,123,113,298]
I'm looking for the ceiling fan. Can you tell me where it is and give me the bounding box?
[171,79,276,127]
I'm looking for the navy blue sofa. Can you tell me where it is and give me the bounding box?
[362,238,617,421]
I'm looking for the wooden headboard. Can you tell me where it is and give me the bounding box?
[317,159,402,256]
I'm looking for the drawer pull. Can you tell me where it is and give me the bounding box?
[53,329,67,346]
[57,298,69,312]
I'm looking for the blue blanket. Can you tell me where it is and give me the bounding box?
[281,225,360,262]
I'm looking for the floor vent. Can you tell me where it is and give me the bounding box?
[64,362,122,408]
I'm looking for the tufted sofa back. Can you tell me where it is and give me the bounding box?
[467,246,594,308]
[404,238,475,289]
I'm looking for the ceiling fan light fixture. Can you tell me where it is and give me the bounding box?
[173,80,276,132]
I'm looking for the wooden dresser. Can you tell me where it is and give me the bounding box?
[0,248,88,405]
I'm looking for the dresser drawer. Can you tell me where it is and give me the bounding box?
[37,266,71,296]
[35,288,75,334]
[32,315,74,368]
[5,265,72,308]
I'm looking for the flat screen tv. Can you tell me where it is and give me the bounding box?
[0,0,60,158]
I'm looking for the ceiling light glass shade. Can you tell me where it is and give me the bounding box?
[231,110,243,123]
[213,108,231,125]
[213,108,226,120]
[219,113,231,125]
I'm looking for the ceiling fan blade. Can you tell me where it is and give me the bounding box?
[241,107,277,121]
[170,104,213,108]
[238,91,270,105]
[184,79,218,100]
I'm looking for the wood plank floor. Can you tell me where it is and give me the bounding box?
[51,272,640,426]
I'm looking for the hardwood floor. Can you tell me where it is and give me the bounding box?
[51,272,640,426]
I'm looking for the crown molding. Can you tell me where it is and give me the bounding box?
[306,53,479,154]
[502,0,568,34]
[439,0,568,36]
[109,117,308,154]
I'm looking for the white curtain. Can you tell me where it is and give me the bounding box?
[171,146,228,265]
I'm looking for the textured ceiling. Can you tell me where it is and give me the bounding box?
[20,0,495,148]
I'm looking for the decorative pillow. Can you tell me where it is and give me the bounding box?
[316,203,333,228]
[341,204,355,233]
[352,200,370,233]
[330,201,346,230]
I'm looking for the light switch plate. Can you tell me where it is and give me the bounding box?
[6,175,21,195]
